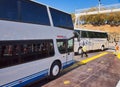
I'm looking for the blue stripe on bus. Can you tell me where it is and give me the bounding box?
[62,60,75,69]
[1,60,75,87]
[1,69,48,87]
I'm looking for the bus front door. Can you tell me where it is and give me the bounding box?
[66,38,74,66]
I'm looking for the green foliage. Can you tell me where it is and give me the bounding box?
[73,11,120,26]
[71,13,75,23]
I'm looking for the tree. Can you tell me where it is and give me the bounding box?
[71,13,75,23]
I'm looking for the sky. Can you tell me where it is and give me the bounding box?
[35,0,120,13]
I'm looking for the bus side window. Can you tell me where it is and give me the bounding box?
[8,45,13,56]
[42,42,48,56]
[38,43,42,52]
[0,45,12,57]
[15,45,22,55]
[49,42,54,55]
[4,46,8,56]
[2,45,13,56]
[20,0,50,25]
[68,38,74,52]
[57,40,67,54]
[27,44,32,53]
[0,46,4,57]
[81,31,87,38]
[23,45,28,54]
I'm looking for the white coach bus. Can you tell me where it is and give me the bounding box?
[74,28,108,54]
[0,0,74,86]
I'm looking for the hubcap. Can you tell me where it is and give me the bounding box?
[78,49,82,54]
[101,47,104,50]
[52,65,59,76]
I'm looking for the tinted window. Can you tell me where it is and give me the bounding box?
[74,30,80,38]
[95,32,101,38]
[0,40,54,69]
[81,31,88,38]
[87,31,108,38]
[0,0,18,21]
[20,0,50,25]
[87,31,97,38]
[57,40,67,54]
[57,39,73,54]
[50,8,73,29]
[100,33,108,38]
[67,38,74,52]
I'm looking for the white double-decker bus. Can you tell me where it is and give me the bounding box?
[0,0,74,86]
[74,28,108,54]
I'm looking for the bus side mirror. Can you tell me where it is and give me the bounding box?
[73,31,80,41]
[77,34,81,41]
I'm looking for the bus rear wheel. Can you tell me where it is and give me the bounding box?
[78,46,82,54]
[101,45,105,51]
[50,61,61,79]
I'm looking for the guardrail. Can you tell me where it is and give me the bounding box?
[75,3,120,16]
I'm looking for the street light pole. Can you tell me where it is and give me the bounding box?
[98,0,101,12]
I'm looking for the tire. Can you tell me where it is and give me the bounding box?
[78,46,82,54]
[50,62,61,79]
[101,45,105,51]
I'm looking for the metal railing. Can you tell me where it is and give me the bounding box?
[75,3,120,14]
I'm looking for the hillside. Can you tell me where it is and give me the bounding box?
[77,24,120,33]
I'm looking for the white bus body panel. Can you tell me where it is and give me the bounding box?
[74,28,108,53]
[74,38,108,53]
[0,20,74,86]
[0,20,72,41]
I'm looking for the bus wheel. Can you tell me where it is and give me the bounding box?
[78,47,82,54]
[50,62,61,79]
[101,45,105,51]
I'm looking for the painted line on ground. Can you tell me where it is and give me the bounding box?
[79,52,108,64]
[117,53,120,59]
[63,52,108,72]
[112,52,120,59]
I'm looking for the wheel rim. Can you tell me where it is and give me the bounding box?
[101,46,104,51]
[52,65,59,76]
[78,49,82,54]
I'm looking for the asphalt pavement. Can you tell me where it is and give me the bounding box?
[43,51,120,87]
